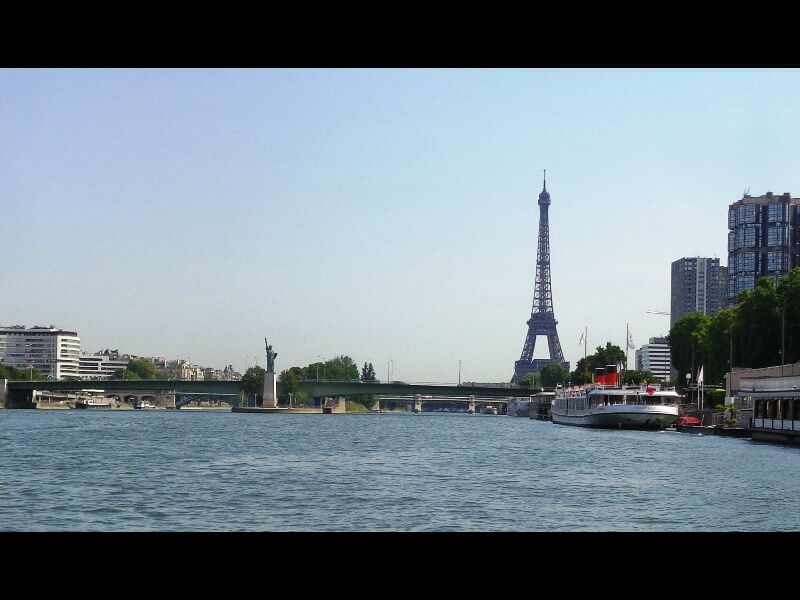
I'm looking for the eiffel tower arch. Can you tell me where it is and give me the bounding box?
[512,172,570,383]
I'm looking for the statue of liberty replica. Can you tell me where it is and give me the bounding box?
[263,338,278,408]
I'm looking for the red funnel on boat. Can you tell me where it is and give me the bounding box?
[594,367,605,385]
[605,364,618,387]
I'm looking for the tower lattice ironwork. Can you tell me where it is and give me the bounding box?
[512,171,570,383]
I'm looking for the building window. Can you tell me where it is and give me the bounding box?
[767,202,788,223]
[743,226,758,247]
[767,251,786,272]
[739,204,757,225]
[767,225,788,247]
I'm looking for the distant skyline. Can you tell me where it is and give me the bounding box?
[3,68,800,382]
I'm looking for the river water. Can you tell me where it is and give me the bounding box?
[1,410,799,531]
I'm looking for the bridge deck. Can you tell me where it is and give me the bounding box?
[5,379,538,398]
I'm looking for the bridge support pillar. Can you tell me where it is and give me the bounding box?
[263,370,277,408]
[0,379,6,408]
[468,395,476,414]
[414,394,422,413]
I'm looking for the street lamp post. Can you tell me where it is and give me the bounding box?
[782,305,786,377]
[458,360,462,386]
[685,372,691,407]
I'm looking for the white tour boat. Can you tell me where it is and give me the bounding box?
[552,366,680,430]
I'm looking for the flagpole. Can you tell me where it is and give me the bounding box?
[584,326,588,384]
[626,322,629,377]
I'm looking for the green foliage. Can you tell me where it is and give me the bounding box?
[570,342,625,384]
[778,268,800,366]
[113,358,166,381]
[345,400,370,413]
[293,355,360,381]
[540,363,569,388]
[703,388,726,407]
[321,355,359,381]
[360,362,377,382]
[241,366,265,395]
[0,364,49,380]
[517,372,541,389]
[620,369,660,385]
[128,358,162,379]
[279,369,300,392]
[667,312,711,385]
[735,277,781,368]
[669,268,800,387]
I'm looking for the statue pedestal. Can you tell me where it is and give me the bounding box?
[263,371,277,408]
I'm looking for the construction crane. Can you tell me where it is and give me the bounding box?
[646,310,670,316]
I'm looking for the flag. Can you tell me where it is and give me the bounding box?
[646,385,655,395]
[578,331,585,346]
[627,331,636,350]
[697,366,704,386]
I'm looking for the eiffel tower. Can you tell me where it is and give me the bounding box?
[511,171,570,383]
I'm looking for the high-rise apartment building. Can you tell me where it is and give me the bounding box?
[635,337,671,382]
[0,325,81,379]
[728,191,800,303]
[671,257,729,327]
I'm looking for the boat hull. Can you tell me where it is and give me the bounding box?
[552,406,678,430]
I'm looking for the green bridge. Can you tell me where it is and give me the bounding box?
[2,378,536,408]
[4,379,535,397]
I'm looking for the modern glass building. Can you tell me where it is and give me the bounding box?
[728,191,800,304]
[0,325,81,380]
[670,257,728,328]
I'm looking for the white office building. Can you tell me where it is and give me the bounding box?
[79,351,130,379]
[635,336,672,382]
[0,325,81,380]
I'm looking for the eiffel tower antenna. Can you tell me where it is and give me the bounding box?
[511,171,570,383]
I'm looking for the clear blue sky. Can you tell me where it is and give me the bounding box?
[3,68,800,382]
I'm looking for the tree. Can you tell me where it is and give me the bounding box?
[570,342,625,384]
[241,366,265,396]
[540,363,569,388]
[279,368,300,395]
[322,355,359,381]
[361,362,377,382]
[114,358,165,381]
[735,277,781,369]
[778,267,800,365]
[619,369,660,385]
[356,362,378,409]
[517,372,541,389]
[0,364,48,381]
[698,307,735,385]
[668,312,710,387]
[299,355,359,381]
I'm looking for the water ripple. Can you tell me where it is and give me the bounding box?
[2,411,800,530]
